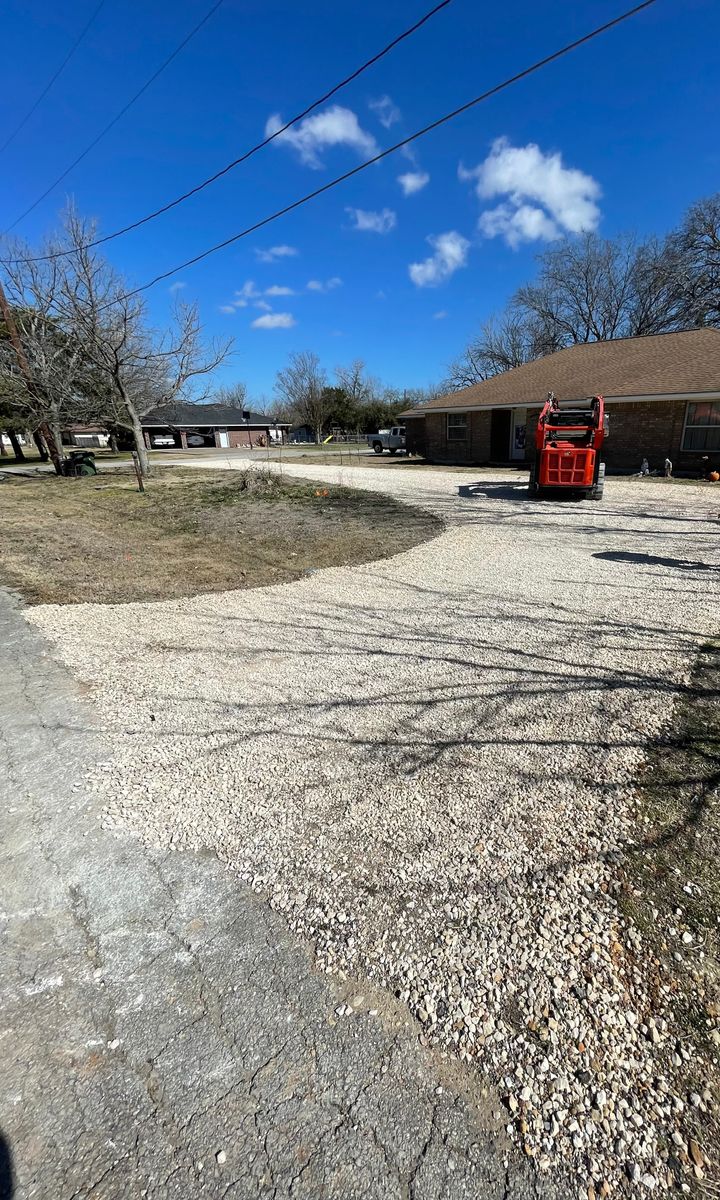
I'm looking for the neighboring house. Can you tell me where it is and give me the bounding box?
[141,403,290,449]
[62,424,110,448]
[400,329,720,472]
[288,424,316,444]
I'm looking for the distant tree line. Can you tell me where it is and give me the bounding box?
[268,351,438,442]
[445,193,720,390]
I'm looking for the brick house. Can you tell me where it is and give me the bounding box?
[401,329,720,473]
[141,402,290,450]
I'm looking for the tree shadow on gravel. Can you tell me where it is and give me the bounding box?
[58,587,718,790]
[0,1133,14,1200]
[51,579,719,1190]
[452,483,720,540]
[593,550,719,573]
[80,587,719,865]
[457,483,533,502]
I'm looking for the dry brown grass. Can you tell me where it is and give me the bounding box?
[153,446,485,473]
[0,466,441,605]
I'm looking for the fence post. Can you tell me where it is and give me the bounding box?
[131,452,145,493]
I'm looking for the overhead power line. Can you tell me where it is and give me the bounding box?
[6,0,453,265]
[3,0,226,234]
[103,0,657,309]
[1,0,108,155]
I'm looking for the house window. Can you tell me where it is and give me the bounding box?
[682,401,720,452]
[447,413,468,441]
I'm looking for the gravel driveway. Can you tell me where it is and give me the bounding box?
[28,464,720,1194]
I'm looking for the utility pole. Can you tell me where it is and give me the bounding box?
[0,280,63,474]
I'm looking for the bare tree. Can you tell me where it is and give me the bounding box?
[514,234,645,347]
[444,311,546,390]
[335,359,373,406]
[0,371,29,460]
[60,213,232,475]
[626,236,685,335]
[274,351,327,442]
[214,381,248,409]
[401,383,444,406]
[263,396,293,423]
[0,238,94,469]
[445,227,693,390]
[670,194,720,328]
[1,213,232,475]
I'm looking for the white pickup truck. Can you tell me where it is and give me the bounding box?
[367,426,406,455]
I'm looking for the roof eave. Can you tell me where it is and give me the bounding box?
[402,389,720,416]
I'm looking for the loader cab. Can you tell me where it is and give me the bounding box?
[543,407,595,430]
[529,393,608,499]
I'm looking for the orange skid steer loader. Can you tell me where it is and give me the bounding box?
[528,391,608,500]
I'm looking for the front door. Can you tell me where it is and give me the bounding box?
[490,409,512,461]
[217,429,230,448]
[510,408,527,460]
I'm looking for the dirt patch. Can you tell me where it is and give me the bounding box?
[0,466,442,605]
[622,641,720,1189]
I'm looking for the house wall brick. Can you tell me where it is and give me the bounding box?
[471,411,492,461]
[602,399,686,471]
[419,398,704,473]
[523,410,540,462]
[423,411,492,463]
[227,428,258,447]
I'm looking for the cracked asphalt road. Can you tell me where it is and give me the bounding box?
[0,590,569,1199]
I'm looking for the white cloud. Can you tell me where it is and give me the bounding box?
[233,280,261,307]
[478,203,561,248]
[345,207,396,234]
[398,171,429,196]
[222,280,301,314]
[306,277,342,293]
[254,245,298,263]
[433,310,448,320]
[251,312,296,330]
[409,231,470,288]
[461,137,601,246]
[369,95,401,129]
[168,280,186,293]
[265,105,378,169]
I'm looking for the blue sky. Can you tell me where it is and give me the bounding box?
[1,0,718,401]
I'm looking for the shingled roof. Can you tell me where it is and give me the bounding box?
[141,402,288,427]
[402,329,720,415]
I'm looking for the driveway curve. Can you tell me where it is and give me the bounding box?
[25,463,720,1194]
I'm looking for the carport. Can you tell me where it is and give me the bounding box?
[141,402,290,450]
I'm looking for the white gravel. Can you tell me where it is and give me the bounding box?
[27,464,720,1192]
